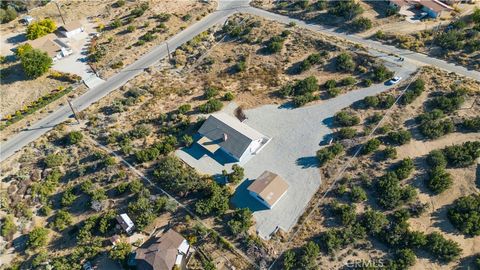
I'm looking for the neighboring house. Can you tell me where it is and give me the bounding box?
[28,33,72,61]
[248,170,289,209]
[197,112,268,163]
[388,0,453,18]
[116,213,135,234]
[131,229,190,270]
[419,0,453,18]
[58,20,84,38]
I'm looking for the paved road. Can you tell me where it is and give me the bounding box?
[1,0,479,163]
[244,7,480,81]
[0,0,249,163]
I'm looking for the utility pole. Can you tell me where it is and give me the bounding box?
[54,1,66,26]
[166,42,172,62]
[67,99,80,124]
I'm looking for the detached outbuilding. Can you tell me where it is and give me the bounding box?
[116,213,135,234]
[248,171,289,209]
[59,20,84,38]
[197,112,268,163]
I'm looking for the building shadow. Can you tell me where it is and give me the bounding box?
[231,179,269,212]
[6,33,27,44]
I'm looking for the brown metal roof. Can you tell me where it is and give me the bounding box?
[59,20,82,32]
[28,34,61,58]
[135,229,186,270]
[419,0,452,12]
[248,171,289,207]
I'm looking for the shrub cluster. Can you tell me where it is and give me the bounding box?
[317,143,344,166]
[298,53,322,73]
[400,79,425,105]
[447,194,480,236]
[429,88,466,113]
[462,116,480,132]
[199,98,223,113]
[386,129,412,145]
[279,76,319,107]
[376,172,417,209]
[363,94,396,109]
[334,111,360,127]
[417,110,454,139]
[362,138,381,155]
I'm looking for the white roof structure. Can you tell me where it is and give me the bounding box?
[116,213,134,233]
[197,112,265,160]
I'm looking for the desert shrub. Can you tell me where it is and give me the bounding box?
[265,36,285,53]
[44,153,65,168]
[318,224,366,254]
[128,194,167,230]
[27,227,49,249]
[26,18,56,40]
[376,172,416,209]
[178,104,191,114]
[462,116,480,132]
[20,49,52,78]
[324,79,337,89]
[426,167,452,194]
[371,64,394,83]
[442,141,480,167]
[382,146,397,160]
[430,88,466,113]
[362,209,388,235]
[294,76,318,96]
[317,143,344,166]
[135,147,160,163]
[66,131,83,145]
[417,110,454,139]
[331,202,357,226]
[226,208,253,235]
[362,138,381,155]
[335,52,355,72]
[130,3,149,17]
[326,87,341,98]
[400,79,425,105]
[52,210,73,231]
[350,17,372,32]
[387,129,411,145]
[426,232,462,262]
[199,98,223,113]
[153,156,204,195]
[350,186,367,202]
[0,6,17,23]
[1,215,16,240]
[115,0,126,7]
[181,134,193,147]
[427,149,448,169]
[128,180,143,194]
[110,18,122,28]
[109,241,132,261]
[340,76,356,86]
[363,96,379,108]
[435,30,464,50]
[204,86,219,99]
[155,13,171,22]
[293,93,317,107]
[387,249,416,270]
[299,241,320,270]
[195,183,231,216]
[139,32,157,42]
[129,124,151,139]
[363,79,373,87]
[334,111,360,126]
[227,164,244,184]
[298,53,322,73]
[394,158,415,180]
[282,250,297,270]
[61,187,77,207]
[447,194,480,236]
[223,92,235,101]
[337,127,357,139]
[328,0,363,20]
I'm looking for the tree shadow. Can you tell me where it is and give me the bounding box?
[0,63,29,85]
[6,32,27,44]
[430,203,461,236]
[296,156,319,169]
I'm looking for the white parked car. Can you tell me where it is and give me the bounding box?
[388,76,402,85]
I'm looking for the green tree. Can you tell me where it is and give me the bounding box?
[228,164,244,184]
[350,17,372,32]
[350,186,367,202]
[44,153,65,168]
[195,183,231,216]
[26,18,57,40]
[27,227,49,249]
[335,52,355,72]
[426,232,462,262]
[362,138,381,155]
[362,209,388,235]
[282,250,297,270]
[61,187,77,207]
[387,129,412,145]
[226,208,253,234]
[317,143,344,166]
[337,127,357,139]
[0,6,17,23]
[427,167,452,194]
[20,49,52,78]
[299,241,320,270]
[52,210,73,231]
[66,131,83,145]
[199,98,223,113]
[334,111,360,126]
[109,241,132,261]
[447,194,480,236]
[426,150,447,169]
[153,156,204,195]
[1,215,17,240]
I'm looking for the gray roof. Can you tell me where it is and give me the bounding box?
[135,229,186,270]
[198,112,264,160]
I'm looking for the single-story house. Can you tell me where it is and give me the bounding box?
[28,34,72,61]
[131,229,190,270]
[116,213,135,234]
[248,171,289,209]
[418,0,452,18]
[59,20,84,38]
[197,112,268,163]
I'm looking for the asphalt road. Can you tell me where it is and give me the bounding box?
[1,0,479,163]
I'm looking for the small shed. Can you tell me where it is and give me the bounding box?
[59,20,84,38]
[22,15,34,25]
[248,171,289,209]
[116,213,135,234]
